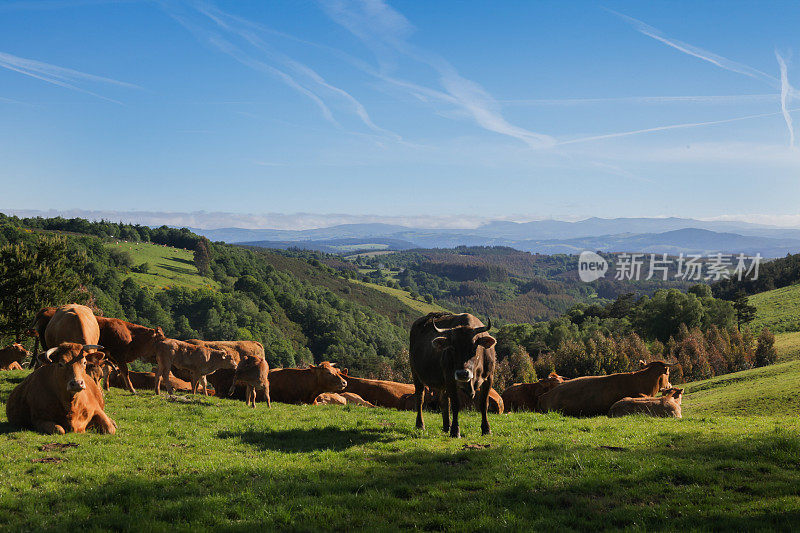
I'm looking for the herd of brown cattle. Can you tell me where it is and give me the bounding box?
[1,307,683,436]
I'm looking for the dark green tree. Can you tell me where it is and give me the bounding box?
[193,237,212,276]
[0,236,87,342]
[733,292,757,328]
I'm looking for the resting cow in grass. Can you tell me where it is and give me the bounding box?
[313,392,374,407]
[538,361,674,417]
[268,362,347,404]
[0,343,30,370]
[154,338,234,395]
[502,373,566,412]
[608,387,684,418]
[227,354,270,408]
[410,312,497,438]
[6,343,116,435]
[337,368,414,408]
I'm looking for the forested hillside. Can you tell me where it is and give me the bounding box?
[358,246,695,322]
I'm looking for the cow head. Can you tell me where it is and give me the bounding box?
[431,317,496,397]
[313,362,347,393]
[660,387,684,403]
[38,342,105,395]
[208,348,236,370]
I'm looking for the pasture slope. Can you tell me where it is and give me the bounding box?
[105,241,219,292]
[1,358,799,529]
[750,283,800,333]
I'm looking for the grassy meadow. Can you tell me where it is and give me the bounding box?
[105,241,219,291]
[351,279,450,316]
[750,283,800,333]
[2,352,800,530]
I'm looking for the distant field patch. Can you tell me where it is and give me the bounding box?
[774,331,800,362]
[105,242,218,291]
[351,279,449,315]
[750,283,800,333]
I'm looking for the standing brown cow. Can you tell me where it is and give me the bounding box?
[0,343,30,370]
[227,354,270,408]
[502,373,566,412]
[95,316,166,393]
[268,362,347,404]
[538,361,674,417]
[6,343,116,434]
[154,338,234,395]
[410,313,497,438]
[44,304,100,353]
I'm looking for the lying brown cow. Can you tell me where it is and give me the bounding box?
[313,392,374,407]
[154,338,234,395]
[106,369,198,394]
[338,368,414,408]
[228,354,270,408]
[5,343,116,434]
[0,343,29,370]
[502,373,566,412]
[268,362,347,404]
[608,387,684,418]
[538,361,674,417]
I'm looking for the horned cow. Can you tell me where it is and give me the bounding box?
[5,342,116,434]
[410,312,497,438]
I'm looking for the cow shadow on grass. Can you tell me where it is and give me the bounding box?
[6,433,800,531]
[216,426,397,452]
[0,421,19,435]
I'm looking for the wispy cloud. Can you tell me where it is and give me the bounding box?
[160,0,399,140]
[0,50,140,103]
[776,51,795,147]
[610,10,777,86]
[558,108,800,146]
[318,0,555,148]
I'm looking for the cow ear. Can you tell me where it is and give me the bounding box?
[476,336,497,350]
[342,368,349,376]
[431,337,449,351]
[85,351,106,366]
[674,388,684,399]
[638,359,646,367]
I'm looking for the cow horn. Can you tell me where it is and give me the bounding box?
[432,319,449,333]
[40,347,59,364]
[472,318,492,335]
[80,344,104,353]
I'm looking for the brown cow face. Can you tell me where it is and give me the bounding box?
[660,387,684,402]
[313,362,347,393]
[432,329,496,392]
[39,343,104,395]
[209,348,236,369]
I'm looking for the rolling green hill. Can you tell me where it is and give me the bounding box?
[351,279,450,316]
[105,241,219,291]
[750,283,800,333]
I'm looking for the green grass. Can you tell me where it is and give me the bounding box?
[106,242,219,291]
[2,355,800,530]
[750,283,800,333]
[775,331,800,363]
[351,279,450,315]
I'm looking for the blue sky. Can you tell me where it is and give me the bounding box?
[1,0,800,228]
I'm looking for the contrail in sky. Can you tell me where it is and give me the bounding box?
[776,51,795,147]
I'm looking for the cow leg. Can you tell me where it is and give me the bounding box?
[413,373,425,430]
[201,375,208,396]
[440,391,451,433]
[478,379,492,436]
[155,359,173,395]
[102,364,112,391]
[264,384,271,408]
[89,412,117,435]
[447,382,461,438]
[190,372,200,395]
[32,419,65,435]
[247,386,255,408]
[120,362,137,394]
[29,336,39,369]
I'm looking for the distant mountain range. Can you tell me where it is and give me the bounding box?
[188,217,800,258]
